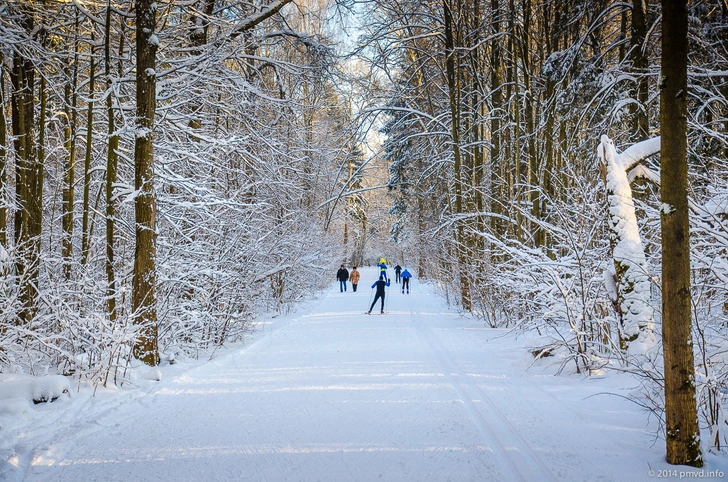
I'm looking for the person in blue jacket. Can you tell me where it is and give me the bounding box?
[401,268,412,294]
[367,275,390,314]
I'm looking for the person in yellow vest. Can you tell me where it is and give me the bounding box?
[377,258,388,281]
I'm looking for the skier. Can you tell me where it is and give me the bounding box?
[394,264,402,283]
[367,275,390,314]
[336,264,349,292]
[378,258,388,281]
[401,268,412,294]
[350,266,361,292]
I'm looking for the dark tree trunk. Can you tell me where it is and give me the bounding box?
[660,0,703,467]
[82,35,96,266]
[105,2,122,322]
[0,53,7,249]
[443,0,471,311]
[11,5,41,324]
[62,11,80,281]
[489,0,503,240]
[631,0,649,141]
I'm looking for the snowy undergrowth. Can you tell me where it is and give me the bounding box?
[0,220,337,390]
[468,174,620,375]
[454,162,728,453]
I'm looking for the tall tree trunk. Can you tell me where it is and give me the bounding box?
[722,4,728,162]
[489,0,503,241]
[542,0,565,254]
[0,52,7,249]
[542,75,556,251]
[133,0,160,366]
[631,0,649,141]
[82,35,96,266]
[37,51,47,205]
[187,0,216,133]
[62,11,80,280]
[509,0,523,242]
[105,2,122,322]
[11,4,41,324]
[521,0,540,247]
[619,5,627,63]
[660,0,702,467]
[443,0,471,311]
[504,14,514,242]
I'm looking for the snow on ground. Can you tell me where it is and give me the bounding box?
[1,267,727,481]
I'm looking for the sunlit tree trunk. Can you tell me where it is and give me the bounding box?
[132,0,160,366]
[660,0,702,467]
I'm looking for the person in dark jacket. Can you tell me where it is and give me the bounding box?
[394,264,402,283]
[367,275,390,314]
[336,264,349,292]
[401,268,412,294]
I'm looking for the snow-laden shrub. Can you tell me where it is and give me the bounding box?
[0,374,71,404]
[468,170,626,374]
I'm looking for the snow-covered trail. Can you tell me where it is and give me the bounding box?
[5,267,727,481]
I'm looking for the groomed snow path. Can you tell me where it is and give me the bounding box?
[6,267,726,481]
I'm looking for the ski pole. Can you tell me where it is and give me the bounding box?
[367,287,374,312]
[384,283,389,313]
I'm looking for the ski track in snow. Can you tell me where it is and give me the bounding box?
[2,267,727,481]
[406,297,557,482]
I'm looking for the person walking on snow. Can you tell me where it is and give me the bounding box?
[401,268,412,294]
[378,259,388,281]
[368,275,390,314]
[394,264,402,283]
[350,267,361,292]
[336,264,349,292]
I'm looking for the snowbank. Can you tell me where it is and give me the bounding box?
[0,374,71,405]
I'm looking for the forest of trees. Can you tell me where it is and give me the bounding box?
[354,0,727,461]
[0,0,363,382]
[1,0,727,465]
